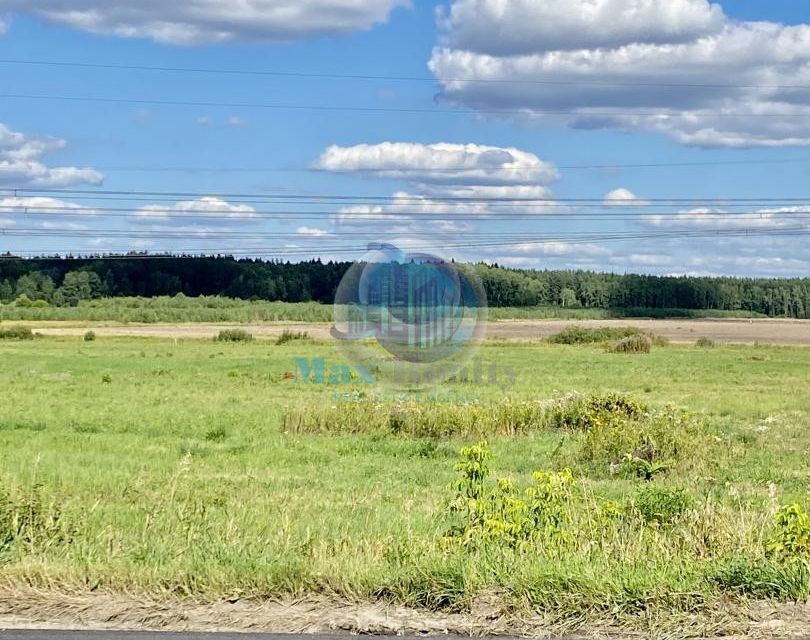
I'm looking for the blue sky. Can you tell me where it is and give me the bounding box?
[2,0,810,277]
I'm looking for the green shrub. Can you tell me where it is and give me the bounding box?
[275,329,310,345]
[695,337,715,348]
[445,441,574,549]
[0,326,34,340]
[548,326,646,345]
[547,392,646,431]
[11,295,35,308]
[575,407,701,478]
[633,487,693,525]
[609,334,652,354]
[214,328,254,343]
[768,504,810,561]
[548,325,668,348]
[83,330,96,342]
[414,439,440,459]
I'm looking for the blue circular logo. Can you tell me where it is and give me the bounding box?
[332,240,487,388]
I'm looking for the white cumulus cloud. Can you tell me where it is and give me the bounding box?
[317,142,560,229]
[134,197,258,227]
[137,197,256,218]
[0,0,409,45]
[331,191,481,226]
[642,205,810,229]
[438,0,724,55]
[315,142,558,185]
[604,188,650,206]
[296,226,331,237]
[430,0,810,147]
[0,123,103,188]
[0,196,95,214]
[0,196,98,232]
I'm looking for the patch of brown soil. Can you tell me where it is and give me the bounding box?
[0,588,514,636]
[3,589,810,638]
[24,318,810,346]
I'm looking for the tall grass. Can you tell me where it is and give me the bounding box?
[275,330,310,345]
[0,296,334,323]
[214,328,254,342]
[284,392,663,440]
[0,326,34,340]
[0,438,801,634]
[285,397,548,437]
[549,326,649,344]
[609,334,653,353]
[0,338,806,634]
[0,295,769,324]
[549,326,667,350]
[489,306,766,320]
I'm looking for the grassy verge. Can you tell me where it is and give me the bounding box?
[0,295,772,323]
[0,336,808,635]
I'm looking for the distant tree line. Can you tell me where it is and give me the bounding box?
[0,256,808,317]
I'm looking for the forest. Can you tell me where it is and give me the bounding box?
[0,255,808,317]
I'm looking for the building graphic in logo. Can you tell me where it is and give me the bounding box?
[332,241,487,387]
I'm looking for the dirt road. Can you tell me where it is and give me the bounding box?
[21,318,810,345]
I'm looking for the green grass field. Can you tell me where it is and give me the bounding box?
[0,334,808,636]
[0,295,766,323]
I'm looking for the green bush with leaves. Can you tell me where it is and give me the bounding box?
[549,326,646,345]
[633,487,693,525]
[214,328,254,343]
[707,504,810,599]
[83,330,96,342]
[768,503,810,561]
[546,392,646,431]
[548,325,668,348]
[445,441,574,549]
[275,330,310,345]
[609,334,652,354]
[11,295,49,309]
[575,406,701,479]
[695,337,715,348]
[0,326,34,340]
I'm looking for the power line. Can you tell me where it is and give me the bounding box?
[4,58,810,91]
[3,222,807,260]
[91,157,810,173]
[4,205,810,221]
[1,227,801,239]
[5,200,810,217]
[12,187,810,204]
[8,198,782,211]
[2,225,807,245]
[5,92,810,118]
[0,237,802,258]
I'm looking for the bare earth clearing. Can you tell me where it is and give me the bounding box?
[18,317,810,345]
